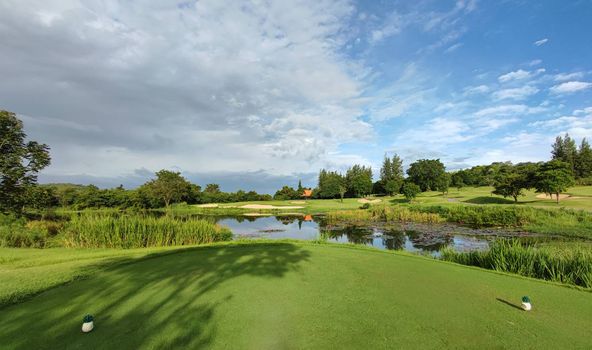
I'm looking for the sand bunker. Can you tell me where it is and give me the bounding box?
[195,204,219,208]
[290,201,306,204]
[358,198,382,204]
[535,194,582,200]
[240,204,304,209]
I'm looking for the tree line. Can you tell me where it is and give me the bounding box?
[1,109,591,215]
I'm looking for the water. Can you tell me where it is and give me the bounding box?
[216,215,499,254]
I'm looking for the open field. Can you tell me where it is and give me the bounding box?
[176,186,592,214]
[1,242,591,349]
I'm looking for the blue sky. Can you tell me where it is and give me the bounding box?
[0,0,591,192]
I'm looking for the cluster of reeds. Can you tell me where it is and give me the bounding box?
[440,239,592,288]
[412,205,592,238]
[325,205,443,224]
[63,213,232,248]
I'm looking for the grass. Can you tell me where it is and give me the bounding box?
[441,240,592,288]
[169,186,592,215]
[0,246,195,306]
[63,214,232,248]
[0,241,591,349]
[326,205,444,224]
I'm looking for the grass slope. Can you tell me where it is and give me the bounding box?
[1,243,591,349]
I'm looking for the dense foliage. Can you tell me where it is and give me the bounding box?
[64,214,232,248]
[0,110,51,214]
[406,159,447,192]
[441,239,592,288]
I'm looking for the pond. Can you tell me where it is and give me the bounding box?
[210,214,537,255]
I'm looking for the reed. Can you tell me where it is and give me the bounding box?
[325,205,443,224]
[440,239,592,288]
[63,213,232,248]
[412,205,592,238]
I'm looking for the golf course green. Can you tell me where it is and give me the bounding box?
[1,242,590,349]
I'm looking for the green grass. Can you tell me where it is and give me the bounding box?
[0,246,195,306]
[164,186,592,215]
[64,214,232,248]
[326,205,444,224]
[441,240,592,288]
[1,242,591,349]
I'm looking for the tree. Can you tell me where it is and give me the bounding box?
[345,165,373,197]
[297,180,304,195]
[575,138,592,179]
[534,160,575,203]
[379,154,404,195]
[317,169,345,199]
[434,173,450,196]
[0,110,51,214]
[450,172,465,191]
[204,183,221,194]
[402,182,421,202]
[406,159,446,192]
[273,186,299,200]
[552,133,578,173]
[384,178,403,196]
[339,185,347,203]
[143,170,191,208]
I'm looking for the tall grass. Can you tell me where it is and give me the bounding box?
[63,214,232,248]
[326,205,443,224]
[412,205,592,238]
[0,213,63,248]
[441,239,592,288]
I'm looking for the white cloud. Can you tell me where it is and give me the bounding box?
[554,72,585,81]
[550,81,592,94]
[534,38,548,46]
[528,59,542,66]
[530,108,592,141]
[493,85,539,100]
[0,0,375,183]
[498,69,531,83]
[444,42,463,53]
[463,85,490,95]
[475,104,546,117]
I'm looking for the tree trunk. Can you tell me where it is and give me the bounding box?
[556,192,560,204]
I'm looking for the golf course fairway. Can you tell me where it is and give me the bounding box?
[1,242,590,349]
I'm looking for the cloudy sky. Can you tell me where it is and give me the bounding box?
[1,0,591,193]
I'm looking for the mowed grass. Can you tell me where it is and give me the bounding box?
[0,246,194,306]
[1,242,591,349]
[180,185,592,214]
[409,186,592,210]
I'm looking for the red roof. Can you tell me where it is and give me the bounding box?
[302,189,313,197]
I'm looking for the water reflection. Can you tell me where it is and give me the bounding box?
[217,214,494,254]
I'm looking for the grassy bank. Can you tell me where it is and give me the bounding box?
[325,205,443,224]
[0,213,232,249]
[64,214,232,248]
[441,240,592,288]
[1,242,591,349]
[413,205,592,238]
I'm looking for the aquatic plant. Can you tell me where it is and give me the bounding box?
[325,205,443,224]
[440,239,592,288]
[63,213,232,248]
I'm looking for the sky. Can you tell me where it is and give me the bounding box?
[1,0,591,193]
